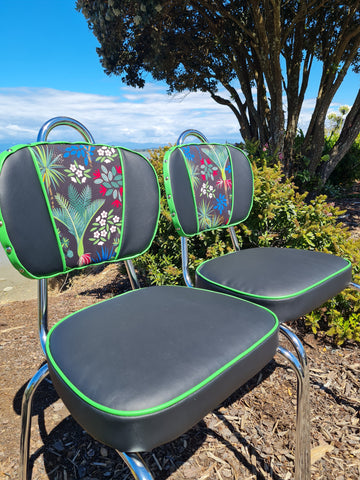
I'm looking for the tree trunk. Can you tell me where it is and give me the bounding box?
[319,88,360,185]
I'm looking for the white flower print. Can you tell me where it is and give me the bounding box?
[66,162,90,184]
[97,146,117,163]
[101,210,108,219]
[200,182,216,199]
[113,215,120,223]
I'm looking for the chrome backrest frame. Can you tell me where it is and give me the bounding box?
[35,117,141,354]
[176,129,241,287]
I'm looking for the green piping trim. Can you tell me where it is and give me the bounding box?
[164,143,255,237]
[226,145,235,223]
[0,146,50,279]
[228,146,254,225]
[180,147,200,233]
[46,286,278,417]
[163,146,187,236]
[0,218,35,279]
[115,147,125,259]
[196,254,352,300]
[0,142,161,279]
[29,146,67,272]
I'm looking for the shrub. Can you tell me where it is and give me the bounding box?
[326,135,360,192]
[136,145,360,345]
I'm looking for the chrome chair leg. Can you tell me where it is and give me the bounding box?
[117,451,154,480]
[277,345,311,480]
[20,364,49,480]
[280,324,308,372]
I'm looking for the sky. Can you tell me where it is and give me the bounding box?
[0,1,359,151]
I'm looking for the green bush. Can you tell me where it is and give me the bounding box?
[136,145,360,345]
[326,134,360,192]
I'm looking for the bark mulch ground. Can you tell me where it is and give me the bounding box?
[0,196,359,480]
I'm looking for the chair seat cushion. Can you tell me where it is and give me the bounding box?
[46,285,278,452]
[196,247,352,323]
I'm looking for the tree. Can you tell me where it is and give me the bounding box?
[76,0,360,186]
[327,105,350,136]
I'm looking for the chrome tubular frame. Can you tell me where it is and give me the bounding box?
[181,237,194,287]
[350,281,360,292]
[277,343,310,480]
[125,259,141,290]
[176,129,209,145]
[37,117,94,144]
[228,225,241,251]
[117,452,154,480]
[19,118,96,480]
[19,364,49,480]
[38,279,48,355]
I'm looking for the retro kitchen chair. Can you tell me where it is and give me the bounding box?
[163,129,359,469]
[1,119,307,480]
[163,129,358,329]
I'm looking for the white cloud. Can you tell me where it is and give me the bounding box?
[0,85,241,149]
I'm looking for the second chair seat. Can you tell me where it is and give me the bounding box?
[46,285,278,453]
[196,247,352,323]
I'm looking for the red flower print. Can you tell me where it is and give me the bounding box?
[112,199,122,208]
[115,165,122,174]
[99,185,107,196]
[79,253,92,266]
[93,169,101,179]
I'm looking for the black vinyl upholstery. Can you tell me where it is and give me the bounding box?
[0,143,159,278]
[47,286,278,452]
[196,248,352,322]
[164,143,253,236]
[0,147,63,275]
[164,138,353,324]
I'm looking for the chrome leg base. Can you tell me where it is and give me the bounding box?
[117,452,154,480]
[20,363,49,480]
[280,324,308,372]
[277,345,311,480]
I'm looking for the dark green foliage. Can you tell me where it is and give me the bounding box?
[76,0,360,184]
[326,136,360,191]
[136,145,360,345]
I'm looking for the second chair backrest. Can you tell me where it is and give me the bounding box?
[163,142,254,237]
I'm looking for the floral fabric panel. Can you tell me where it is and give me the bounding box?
[31,143,124,269]
[180,145,233,230]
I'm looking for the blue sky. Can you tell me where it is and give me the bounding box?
[0,1,359,151]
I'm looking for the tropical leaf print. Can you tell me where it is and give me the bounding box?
[93,165,123,208]
[64,145,95,166]
[198,199,215,230]
[202,145,232,205]
[32,143,124,268]
[186,160,201,189]
[200,158,218,181]
[32,146,65,207]
[52,184,105,262]
[180,144,233,231]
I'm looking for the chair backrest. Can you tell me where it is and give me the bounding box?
[0,142,160,279]
[163,142,253,237]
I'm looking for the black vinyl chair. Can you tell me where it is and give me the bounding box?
[163,129,359,478]
[1,119,307,480]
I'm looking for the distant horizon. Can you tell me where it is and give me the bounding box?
[0,2,358,153]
